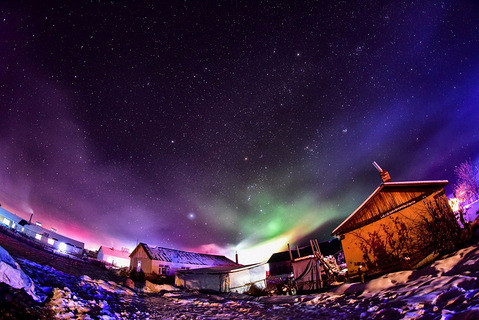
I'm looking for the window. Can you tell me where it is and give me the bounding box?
[58,242,67,252]
[35,233,42,241]
[159,265,170,275]
[2,218,10,226]
[48,238,55,245]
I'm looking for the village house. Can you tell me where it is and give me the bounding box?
[0,207,84,256]
[331,163,460,278]
[97,246,130,268]
[129,243,237,276]
[175,263,267,294]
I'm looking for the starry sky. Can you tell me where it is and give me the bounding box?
[1,1,479,263]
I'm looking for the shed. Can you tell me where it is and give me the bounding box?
[130,243,237,276]
[332,165,460,277]
[175,263,267,293]
[267,238,342,277]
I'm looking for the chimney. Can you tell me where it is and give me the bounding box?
[235,251,239,264]
[372,161,392,183]
[29,213,33,224]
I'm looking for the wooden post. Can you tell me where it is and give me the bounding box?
[287,243,293,261]
[296,246,300,258]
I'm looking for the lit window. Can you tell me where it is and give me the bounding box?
[58,242,67,252]
[35,233,42,240]
[2,218,10,226]
[48,238,55,245]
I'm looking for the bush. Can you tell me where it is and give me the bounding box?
[246,284,268,296]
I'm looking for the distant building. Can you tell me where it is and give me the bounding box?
[97,246,130,268]
[0,207,84,256]
[331,164,460,278]
[129,243,237,276]
[175,263,267,294]
[267,238,342,277]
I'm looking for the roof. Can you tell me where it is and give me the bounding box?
[267,238,342,264]
[176,262,266,275]
[134,243,237,266]
[331,180,449,236]
[99,246,130,259]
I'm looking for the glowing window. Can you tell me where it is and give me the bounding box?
[58,242,67,252]
[2,218,10,226]
[48,238,55,245]
[35,233,42,241]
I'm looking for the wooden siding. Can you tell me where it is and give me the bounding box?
[340,190,454,276]
[336,185,442,235]
[129,245,153,273]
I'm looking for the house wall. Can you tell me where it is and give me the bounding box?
[151,259,222,276]
[129,246,152,273]
[175,264,267,293]
[341,190,456,276]
[269,261,292,276]
[229,264,267,293]
[175,272,223,291]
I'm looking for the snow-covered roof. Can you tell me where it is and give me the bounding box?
[136,243,236,266]
[332,180,449,236]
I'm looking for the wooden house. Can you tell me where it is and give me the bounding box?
[129,243,237,276]
[175,263,267,293]
[331,163,460,278]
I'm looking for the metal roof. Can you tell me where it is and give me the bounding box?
[134,243,237,266]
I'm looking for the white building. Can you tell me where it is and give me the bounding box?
[0,207,84,256]
[97,246,130,268]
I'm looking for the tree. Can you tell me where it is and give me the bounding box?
[454,160,479,205]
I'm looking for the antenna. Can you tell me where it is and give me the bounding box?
[372,161,392,182]
[372,161,383,172]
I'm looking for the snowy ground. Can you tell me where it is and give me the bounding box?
[1,242,479,319]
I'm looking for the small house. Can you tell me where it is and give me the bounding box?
[331,163,460,278]
[129,243,237,276]
[97,246,130,268]
[175,263,267,293]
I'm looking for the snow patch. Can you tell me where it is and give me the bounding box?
[0,245,44,302]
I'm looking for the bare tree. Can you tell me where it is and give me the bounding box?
[351,197,461,274]
[454,160,479,205]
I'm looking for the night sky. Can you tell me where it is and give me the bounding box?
[1,1,479,263]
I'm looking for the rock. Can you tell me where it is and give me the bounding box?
[124,278,136,290]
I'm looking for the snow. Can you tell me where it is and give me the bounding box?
[464,200,479,224]
[0,245,44,302]
[1,241,479,319]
